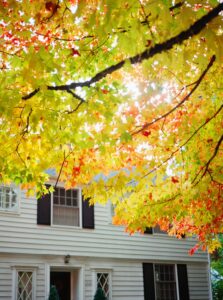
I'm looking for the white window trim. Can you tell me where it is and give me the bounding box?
[0,184,20,214]
[92,269,112,300]
[50,186,82,228]
[153,263,179,300]
[12,267,37,300]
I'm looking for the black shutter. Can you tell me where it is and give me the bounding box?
[82,196,94,229]
[144,227,153,234]
[143,263,155,300]
[177,264,190,300]
[37,185,51,225]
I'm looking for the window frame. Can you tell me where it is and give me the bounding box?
[50,186,82,228]
[154,263,179,300]
[13,267,36,300]
[93,269,112,300]
[0,184,20,214]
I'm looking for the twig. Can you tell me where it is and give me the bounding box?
[207,169,223,186]
[54,150,74,188]
[146,193,180,206]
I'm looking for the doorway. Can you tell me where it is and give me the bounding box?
[50,271,71,300]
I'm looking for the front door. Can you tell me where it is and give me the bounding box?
[50,271,71,300]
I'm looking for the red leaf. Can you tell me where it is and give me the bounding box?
[71,49,81,56]
[171,176,179,184]
[142,130,151,137]
[101,89,109,94]
[45,2,58,11]
[146,40,152,47]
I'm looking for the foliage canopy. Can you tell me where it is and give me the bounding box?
[0,0,223,251]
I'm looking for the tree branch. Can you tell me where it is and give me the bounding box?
[142,104,223,179]
[132,55,216,135]
[192,134,223,185]
[22,3,223,99]
[54,150,74,188]
[22,88,40,100]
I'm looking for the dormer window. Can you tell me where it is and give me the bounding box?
[0,185,18,211]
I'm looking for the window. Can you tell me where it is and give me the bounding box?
[0,185,18,211]
[154,264,177,300]
[143,263,189,300]
[95,271,111,300]
[153,225,167,234]
[52,187,80,226]
[37,185,94,229]
[16,270,34,300]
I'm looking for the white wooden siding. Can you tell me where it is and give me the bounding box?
[187,263,211,300]
[0,254,210,300]
[0,191,208,263]
[0,255,45,300]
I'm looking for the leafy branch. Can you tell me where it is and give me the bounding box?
[22,3,223,100]
[132,55,216,135]
[141,104,223,179]
[192,134,223,186]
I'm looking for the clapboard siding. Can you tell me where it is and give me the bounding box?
[0,195,208,262]
[0,258,45,300]
[187,263,211,300]
[0,263,11,299]
[0,254,210,300]
[84,260,144,300]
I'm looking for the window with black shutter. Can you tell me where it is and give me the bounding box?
[37,186,94,229]
[143,263,189,300]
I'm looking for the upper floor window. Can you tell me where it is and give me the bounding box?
[0,185,18,211]
[37,185,94,229]
[153,225,167,235]
[52,187,80,226]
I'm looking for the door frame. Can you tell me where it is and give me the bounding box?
[46,264,84,300]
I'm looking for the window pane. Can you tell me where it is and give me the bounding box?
[155,264,177,300]
[0,186,17,210]
[17,271,33,300]
[153,225,167,234]
[67,198,71,206]
[53,188,80,226]
[97,273,110,299]
[66,189,71,197]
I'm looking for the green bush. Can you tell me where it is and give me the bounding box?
[48,285,60,300]
[212,280,223,300]
[93,287,107,300]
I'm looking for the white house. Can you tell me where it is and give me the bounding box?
[0,183,212,300]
